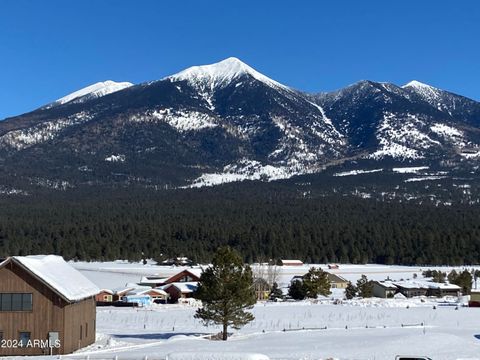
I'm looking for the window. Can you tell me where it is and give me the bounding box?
[22,294,32,311]
[19,332,30,347]
[0,293,32,311]
[80,325,82,340]
[12,294,22,311]
[85,322,88,338]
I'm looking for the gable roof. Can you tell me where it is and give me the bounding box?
[165,269,202,284]
[1,255,99,302]
[327,273,348,283]
[164,282,198,293]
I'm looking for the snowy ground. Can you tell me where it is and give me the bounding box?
[72,260,478,291]
[8,261,480,360]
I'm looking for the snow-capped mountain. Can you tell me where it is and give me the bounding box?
[167,57,290,93]
[43,80,133,109]
[0,58,479,192]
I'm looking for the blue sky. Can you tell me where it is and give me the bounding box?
[0,0,479,119]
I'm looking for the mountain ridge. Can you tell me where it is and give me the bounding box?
[0,57,479,195]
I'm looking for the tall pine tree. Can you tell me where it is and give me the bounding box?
[194,247,256,340]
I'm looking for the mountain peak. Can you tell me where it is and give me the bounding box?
[44,80,133,109]
[166,57,289,91]
[402,80,436,90]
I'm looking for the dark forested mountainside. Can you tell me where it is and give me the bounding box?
[0,182,479,265]
[1,58,479,192]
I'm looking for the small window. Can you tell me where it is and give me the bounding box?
[80,325,82,340]
[19,332,30,347]
[22,294,32,311]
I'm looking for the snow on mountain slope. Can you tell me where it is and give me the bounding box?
[167,57,290,92]
[369,112,440,160]
[128,109,218,132]
[44,80,133,109]
[187,159,297,188]
[0,111,93,150]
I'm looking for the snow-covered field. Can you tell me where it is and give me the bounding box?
[9,261,479,360]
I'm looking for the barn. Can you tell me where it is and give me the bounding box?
[0,255,99,355]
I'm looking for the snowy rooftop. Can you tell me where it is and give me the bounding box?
[139,276,169,284]
[393,281,429,289]
[375,281,397,289]
[165,282,198,293]
[426,282,461,290]
[8,255,100,302]
[127,288,168,296]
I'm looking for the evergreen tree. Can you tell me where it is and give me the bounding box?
[194,247,256,340]
[303,267,332,298]
[344,281,357,300]
[269,282,283,301]
[288,280,306,300]
[450,269,472,294]
[356,275,374,298]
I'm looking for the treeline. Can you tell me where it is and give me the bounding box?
[0,182,479,265]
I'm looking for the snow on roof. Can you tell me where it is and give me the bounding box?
[128,288,168,296]
[393,281,429,289]
[165,282,198,293]
[149,288,168,295]
[426,282,461,290]
[281,260,304,265]
[10,255,100,302]
[168,268,202,279]
[98,288,114,294]
[112,286,136,294]
[327,273,348,283]
[375,281,397,289]
[139,276,169,284]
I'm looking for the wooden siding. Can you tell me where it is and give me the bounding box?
[63,297,96,354]
[0,261,96,355]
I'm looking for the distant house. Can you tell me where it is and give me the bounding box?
[373,281,398,298]
[164,282,198,303]
[253,278,271,300]
[112,286,135,301]
[393,281,429,298]
[328,264,339,270]
[0,255,99,356]
[426,282,461,297]
[138,269,201,287]
[469,290,480,307]
[95,289,114,303]
[290,272,347,290]
[281,260,304,266]
[327,273,348,289]
[161,257,194,266]
[136,288,169,304]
